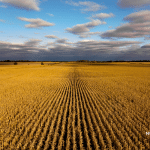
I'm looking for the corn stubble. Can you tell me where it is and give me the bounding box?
[0,63,150,149]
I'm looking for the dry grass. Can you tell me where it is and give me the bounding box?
[0,62,150,149]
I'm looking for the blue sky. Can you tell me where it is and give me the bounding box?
[0,0,150,61]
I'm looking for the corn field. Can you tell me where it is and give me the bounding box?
[0,62,150,149]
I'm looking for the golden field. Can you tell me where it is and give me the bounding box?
[0,62,150,149]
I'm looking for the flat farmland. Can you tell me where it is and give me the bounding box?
[0,62,150,149]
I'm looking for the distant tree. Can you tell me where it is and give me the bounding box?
[90,60,97,63]
[77,60,89,62]
[14,62,18,65]
[4,60,10,62]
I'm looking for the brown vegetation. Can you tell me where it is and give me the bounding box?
[0,62,150,149]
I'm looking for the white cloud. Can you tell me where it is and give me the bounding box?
[18,35,27,39]
[65,0,79,6]
[92,13,115,20]
[144,36,150,40]
[66,19,106,37]
[0,5,7,8]
[56,38,68,43]
[65,0,105,12]
[47,13,54,17]
[24,39,42,47]
[124,10,150,23]
[18,17,55,29]
[66,24,89,33]
[34,32,39,34]
[101,10,150,39]
[0,0,40,11]
[45,35,58,39]
[79,32,101,38]
[0,19,5,23]
[118,0,150,8]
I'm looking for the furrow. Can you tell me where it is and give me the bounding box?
[50,82,70,150]
[43,83,69,150]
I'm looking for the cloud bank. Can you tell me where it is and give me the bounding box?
[24,39,42,47]
[1,39,147,61]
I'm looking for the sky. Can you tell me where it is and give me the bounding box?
[0,0,150,61]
